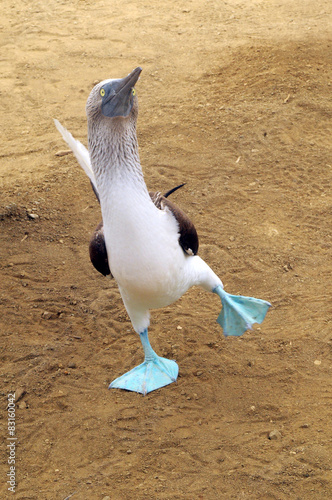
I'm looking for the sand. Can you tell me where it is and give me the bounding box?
[0,0,331,498]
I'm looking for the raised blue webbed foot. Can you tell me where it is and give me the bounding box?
[214,285,271,337]
[109,329,178,395]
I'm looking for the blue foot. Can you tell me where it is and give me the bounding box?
[214,285,271,337]
[109,330,178,395]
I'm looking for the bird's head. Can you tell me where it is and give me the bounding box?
[86,67,142,124]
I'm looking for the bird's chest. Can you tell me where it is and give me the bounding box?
[101,190,186,299]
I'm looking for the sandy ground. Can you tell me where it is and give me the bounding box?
[1,0,331,498]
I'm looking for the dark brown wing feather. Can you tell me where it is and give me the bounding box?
[150,192,199,256]
[89,222,112,277]
[165,197,199,255]
[89,186,198,277]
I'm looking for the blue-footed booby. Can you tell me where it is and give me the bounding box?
[54,67,271,395]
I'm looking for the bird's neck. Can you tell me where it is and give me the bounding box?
[88,119,150,204]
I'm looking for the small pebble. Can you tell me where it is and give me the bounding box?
[27,213,39,220]
[55,150,72,157]
[268,429,282,440]
[15,387,26,403]
[42,311,53,320]
[314,360,321,365]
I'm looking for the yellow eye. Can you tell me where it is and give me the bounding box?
[100,88,105,97]
[132,88,136,96]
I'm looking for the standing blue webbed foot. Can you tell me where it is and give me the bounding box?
[109,329,178,395]
[214,285,271,337]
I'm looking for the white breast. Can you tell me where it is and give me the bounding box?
[101,183,191,310]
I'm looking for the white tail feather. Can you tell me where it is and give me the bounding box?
[54,119,99,197]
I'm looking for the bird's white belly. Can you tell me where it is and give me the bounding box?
[102,195,190,309]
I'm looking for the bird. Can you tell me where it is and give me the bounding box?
[54,67,271,395]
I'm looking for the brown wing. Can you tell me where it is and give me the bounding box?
[89,186,198,277]
[149,191,199,256]
[89,222,112,277]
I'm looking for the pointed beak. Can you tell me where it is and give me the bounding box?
[117,67,142,94]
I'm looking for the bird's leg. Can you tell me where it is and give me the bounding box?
[139,329,158,361]
[109,329,178,395]
[213,285,271,337]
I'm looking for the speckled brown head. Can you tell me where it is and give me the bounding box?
[86,67,143,184]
